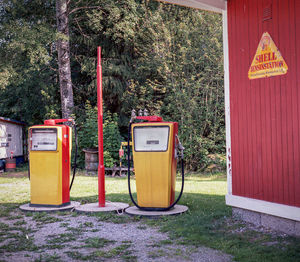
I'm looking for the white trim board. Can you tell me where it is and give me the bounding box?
[226,194,300,222]
[158,0,226,13]
[222,5,232,196]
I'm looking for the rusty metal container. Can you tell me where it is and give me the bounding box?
[83,148,98,173]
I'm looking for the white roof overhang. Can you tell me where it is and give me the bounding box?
[158,0,226,13]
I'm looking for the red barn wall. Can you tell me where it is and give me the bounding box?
[227,0,300,208]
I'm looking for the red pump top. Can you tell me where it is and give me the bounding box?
[135,116,163,122]
[44,119,73,125]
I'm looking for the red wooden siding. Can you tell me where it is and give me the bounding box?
[228,0,300,207]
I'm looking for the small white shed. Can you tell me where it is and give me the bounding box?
[0,117,25,161]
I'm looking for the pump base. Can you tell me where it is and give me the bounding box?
[29,202,71,208]
[75,202,129,213]
[125,204,188,217]
[19,201,80,212]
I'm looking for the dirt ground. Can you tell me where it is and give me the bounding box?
[0,171,233,262]
[0,208,233,262]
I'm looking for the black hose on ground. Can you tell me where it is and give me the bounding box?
[127,122,184,211]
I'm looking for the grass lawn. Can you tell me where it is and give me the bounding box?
[0,170,299,262]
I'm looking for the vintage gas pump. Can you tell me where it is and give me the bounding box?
[127,111,184,211]
[28,119,77,207]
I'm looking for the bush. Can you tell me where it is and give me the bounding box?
[76,102,122,168]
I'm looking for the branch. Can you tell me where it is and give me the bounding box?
[74,18,90,38]
[68,6,102,15]
[68,0,83,7]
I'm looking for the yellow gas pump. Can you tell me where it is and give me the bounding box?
[127,112,184,211]
[29,119,77,207]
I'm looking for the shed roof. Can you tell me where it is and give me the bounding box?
[158,0,226,13]
[0,117,26,126]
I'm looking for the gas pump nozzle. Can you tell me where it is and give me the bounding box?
[130,110,136,123]
[175,135,185,159]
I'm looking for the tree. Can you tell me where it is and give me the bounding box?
[0,0,75,121]
[0,0,225,171]
[56,0,74,118]
[60,0,226,170]
[0,0,60,125]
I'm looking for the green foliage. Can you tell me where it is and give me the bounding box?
[0,0,59,125]
[83,237,115,248]
[77,102,122,168]
[77,103,98,151]
[70,1,225,170]
[1,0,225,171]
[103,111,123,162]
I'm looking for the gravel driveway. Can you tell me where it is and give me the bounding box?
[0,209,233,262]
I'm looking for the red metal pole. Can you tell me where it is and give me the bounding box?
[97,46,105,207]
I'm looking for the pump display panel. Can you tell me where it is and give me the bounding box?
[133,126,169,152]
[30,128,57,151]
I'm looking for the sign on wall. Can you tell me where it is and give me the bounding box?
[248,32,288,80]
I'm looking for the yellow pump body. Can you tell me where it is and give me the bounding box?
[29,124,72,207]
[132,122,178,208]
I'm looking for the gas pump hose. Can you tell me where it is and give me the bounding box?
[69,122,78,191]
[127,123,185,211]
